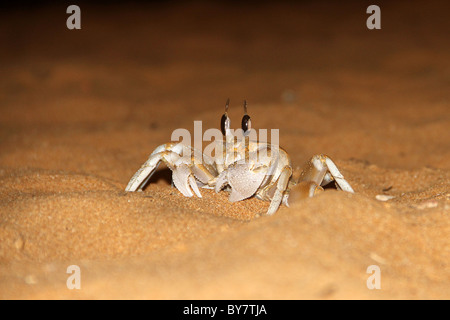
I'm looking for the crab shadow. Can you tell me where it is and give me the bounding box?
[142,167,172,190]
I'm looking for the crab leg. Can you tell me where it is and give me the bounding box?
[297,154,354,193]
[286,155,353,205]
[125,143,216,197]
[126,143,182,191]
[267,165,293,215]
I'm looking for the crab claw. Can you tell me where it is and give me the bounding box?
[172,164,202,198]
[215,163,267,202]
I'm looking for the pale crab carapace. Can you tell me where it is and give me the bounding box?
[125,100,354,215]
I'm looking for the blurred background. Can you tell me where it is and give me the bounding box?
[0,0,449,299]
[1,0,449,171]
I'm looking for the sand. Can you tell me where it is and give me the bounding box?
[0,1,449,299]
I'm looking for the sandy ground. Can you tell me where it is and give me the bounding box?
[0,1,449,299]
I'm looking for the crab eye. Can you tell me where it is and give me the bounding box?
[241,114,251,133]
[220,113,228,136]
[221,98,231,136]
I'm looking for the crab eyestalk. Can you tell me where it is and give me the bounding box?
[220,98,231,136]
[241,100,252,134]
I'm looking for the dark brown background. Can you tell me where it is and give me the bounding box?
[0,0,449,299]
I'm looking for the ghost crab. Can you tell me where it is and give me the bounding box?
[125,100,354,215]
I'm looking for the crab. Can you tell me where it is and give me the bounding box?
[125,100,354,215]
